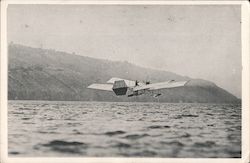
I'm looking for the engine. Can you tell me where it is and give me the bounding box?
[112,80,128,95]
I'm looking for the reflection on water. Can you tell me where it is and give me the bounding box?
[8,101,241,157]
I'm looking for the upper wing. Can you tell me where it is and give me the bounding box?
[87,84,113,91]
[107,77,143,87]
[133,80,189,91]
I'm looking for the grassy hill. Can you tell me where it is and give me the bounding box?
[8,44,240,103]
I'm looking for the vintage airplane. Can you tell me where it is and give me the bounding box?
[87,77,189,97]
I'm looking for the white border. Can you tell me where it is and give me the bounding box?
[1,1,249,163]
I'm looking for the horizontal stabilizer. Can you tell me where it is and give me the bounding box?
[87,84,113,91]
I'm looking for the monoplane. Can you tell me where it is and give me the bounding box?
[87,77,188,97]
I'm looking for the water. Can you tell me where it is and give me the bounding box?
[8,101,241,157]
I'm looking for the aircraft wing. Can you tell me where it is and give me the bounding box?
[133,80,188,91]
[87,84,113,91]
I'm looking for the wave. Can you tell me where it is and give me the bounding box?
[111,142,131,148]
[104,130,126,136]
[147,125,171,129]
[37,131,59,134]
[132,150,157,157]
[123,133,149,140]
[40,140,88,154]
[160,140,184,147]
[21,117,31,120]
[180,133,191,138]
[181,114,199,117]
[19,107,32,110]
[42,140,86,146]
[193,141,216,148]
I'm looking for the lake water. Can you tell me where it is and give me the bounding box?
[8,101,241,157]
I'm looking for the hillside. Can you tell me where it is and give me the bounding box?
[8,44,240,103]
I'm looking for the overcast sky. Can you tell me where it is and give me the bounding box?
[7,4,241,97]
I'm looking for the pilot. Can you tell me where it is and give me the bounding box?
[135,80,139,86]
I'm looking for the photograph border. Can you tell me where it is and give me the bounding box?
[1,1,249,163]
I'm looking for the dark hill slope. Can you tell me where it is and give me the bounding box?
[8,44,240,103]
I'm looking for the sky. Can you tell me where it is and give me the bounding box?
[7,4,242,97]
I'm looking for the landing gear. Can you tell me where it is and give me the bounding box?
[149,90,161,103]
[150,90,161,97]
[153,93,161,98]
